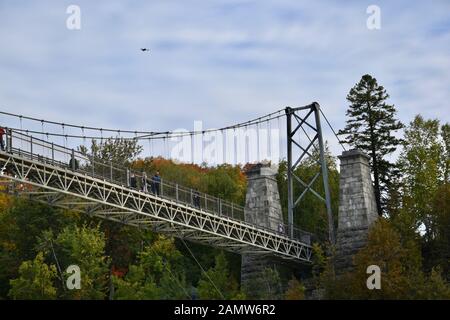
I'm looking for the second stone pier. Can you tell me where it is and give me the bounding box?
[335,149,379,273]
[241,163,284,298]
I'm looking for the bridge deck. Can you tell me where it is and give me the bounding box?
[0,129,312,262]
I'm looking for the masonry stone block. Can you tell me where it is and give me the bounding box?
[241,163,284,298]
[335,149,378,274]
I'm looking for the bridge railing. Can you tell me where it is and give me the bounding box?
[2,128,313,244]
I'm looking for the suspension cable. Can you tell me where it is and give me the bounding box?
[3,106,344,156]
[176,232,225,299]
[2,114,285,142]
[318,108,346,151]
[0,110,159,135]
[142,235,192,300]
[0,108,285,140]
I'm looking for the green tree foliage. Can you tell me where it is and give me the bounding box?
[8,252,57,300]
[133,158,246,205]
[397,116,443,238]
[38,224,109,299]
[428,184,450,280]
[202,164,246,204]
[133,158,204,188]
[284,276,305,300]
[394,115,450,277]
[113,264,160,300]
[197,252,242,300]
[1,200,74,261]
[137,236,189,299]
[79,137,143,166]
[441,124,450,183]
[346,219,424,299]
[0,199,76,298]
[243,266,284,300]
[79,137,146,298]
[256,267,283,300]
[424,267,450,299]
[277,143,339,241]
[315,219,450,299]
[103,224,148,271]
[113,236,190,300]
[311,243,338,297]
[132,157,246,285]
[338,74,403,215]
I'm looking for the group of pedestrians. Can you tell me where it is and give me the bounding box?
[129,171,161,196]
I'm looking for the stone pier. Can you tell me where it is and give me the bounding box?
[335,149,378,273]
[241,163,284,298]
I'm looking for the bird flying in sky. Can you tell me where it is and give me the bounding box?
[140,48,150,52]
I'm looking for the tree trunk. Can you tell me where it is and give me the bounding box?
[371,152,382,216]
[367,101,383,216]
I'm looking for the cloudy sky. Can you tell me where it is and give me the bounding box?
[0,0,449,162]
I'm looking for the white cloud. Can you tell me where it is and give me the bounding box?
[0,0,449,162]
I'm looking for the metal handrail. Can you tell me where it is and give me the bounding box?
[2,128,313,243]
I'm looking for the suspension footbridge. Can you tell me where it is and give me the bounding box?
[0,103,342,263]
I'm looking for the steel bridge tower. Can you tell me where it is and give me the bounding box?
[285,102,335,244]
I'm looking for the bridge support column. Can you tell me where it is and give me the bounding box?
[241,163,284,299]
[335,149,378,274]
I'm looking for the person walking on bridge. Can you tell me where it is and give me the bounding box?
[141,172,148,192]
[68,154,79,171]
[278,223,285,235]
[130,173,137,189]
[193,188,201,209]
[151,171,161,196]
[0,127,5,151]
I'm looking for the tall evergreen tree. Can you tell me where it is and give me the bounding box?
[441,124,450,183]
[338,74,403,215]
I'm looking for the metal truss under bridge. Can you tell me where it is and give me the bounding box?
[0,129,313,263]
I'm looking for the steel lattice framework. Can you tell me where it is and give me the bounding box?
[285,102,335,244]
[0,149,312,263]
